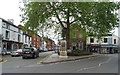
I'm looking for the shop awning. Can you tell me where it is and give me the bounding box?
[100,45,118,48]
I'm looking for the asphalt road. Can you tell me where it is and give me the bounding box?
[2,51,53,73]
[1,53,118,73]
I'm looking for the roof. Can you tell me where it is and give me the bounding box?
[18,25,41,37]
[88,34,112,36]
[0,18,21,29]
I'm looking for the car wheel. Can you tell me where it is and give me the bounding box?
[34,55,37,58]
[22,57,25,59]
[11,55,14,57]
[32,55,35,58]
[37,54,39,57]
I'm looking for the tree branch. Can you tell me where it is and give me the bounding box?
[55,12,65,28]
[50,3,65,28]
[70,20,77,24]
[62,21,67,24]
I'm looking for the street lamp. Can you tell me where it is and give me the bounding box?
[57,33,61,55]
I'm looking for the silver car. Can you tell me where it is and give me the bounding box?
[11,49,22,57]
[39,47,48,52]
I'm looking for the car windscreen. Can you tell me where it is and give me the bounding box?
[13,49,17,51]
[17,49,22,52]
[23,48,32,51]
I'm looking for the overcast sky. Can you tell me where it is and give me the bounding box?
[0,0,119,37]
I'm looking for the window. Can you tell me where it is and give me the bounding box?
[6,31,9,39]
[114,39,116,44]
[73,34,76,38]
[104,38,108,43]
[29,37,30,42]
[18,35,20,42]
[6,23,10,29]
[18,29,21,33]
[25,36,27,43]
[2,22,6,27]
[90,38,94,43]
[96,39,99,43]
[0,41,1,47]
[79,35,83,38]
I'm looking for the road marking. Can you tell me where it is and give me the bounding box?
[78,66,97,71]
[0,59,7,64]
[37,54,52,64]
[77,56,112,72]
[98,57,112,67]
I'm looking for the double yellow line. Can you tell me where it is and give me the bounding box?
[37,54,52,64]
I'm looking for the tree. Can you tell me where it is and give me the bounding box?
[20,2,120,49]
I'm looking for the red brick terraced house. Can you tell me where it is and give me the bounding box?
[45,38,55,51]
[18,25,42,49]
[31,35,42,49]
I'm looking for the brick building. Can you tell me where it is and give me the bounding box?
[31,35,42,48]
[45,38,55,51]
[18,25,42,48]
[69,30,86,50]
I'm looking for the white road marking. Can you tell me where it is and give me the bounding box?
[77,56,112,72]
[98,58,112,67]
[24,64,45,67]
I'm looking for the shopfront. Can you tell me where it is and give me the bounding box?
[2,41,23,52]
[100,45,118,54]
[87,44,118,54]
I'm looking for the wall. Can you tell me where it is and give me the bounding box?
[86,35,118,45]
[0,19,2,53]
[46,39,55,50]
[118,9,120,50]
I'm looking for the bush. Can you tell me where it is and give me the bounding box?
[67,49,92,56]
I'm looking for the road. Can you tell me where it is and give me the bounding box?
[1,52,118,73]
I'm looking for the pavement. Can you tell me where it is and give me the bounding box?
[0,59,3,62]
[0,55,3,62]
[41,53,101,64]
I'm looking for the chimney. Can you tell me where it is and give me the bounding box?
[7,19,14,24]
[18,25,23,29]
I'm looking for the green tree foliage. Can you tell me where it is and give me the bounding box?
[20,2,120,49]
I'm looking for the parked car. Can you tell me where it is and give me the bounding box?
[1,50,7,55]
[7,51,12,55]
[11,49,23,57]
[39,47,48,52]
[22,47,39,59]
[48,48,53,51]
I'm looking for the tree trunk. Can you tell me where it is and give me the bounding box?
[66,8,70,50]
[66,24,70,49]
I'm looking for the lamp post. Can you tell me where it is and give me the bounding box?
[57,33,60,55]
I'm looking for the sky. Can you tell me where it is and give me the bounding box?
[0,0,119,38]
